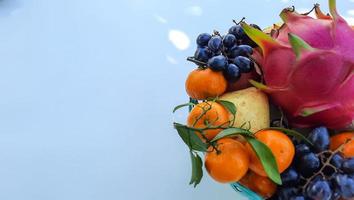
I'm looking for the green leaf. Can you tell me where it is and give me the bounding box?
[173,102,196,113]
[217,100,236,115]
[246,137,282,185]
[211,127,253,143]
[266,127,313,146]
[174,123,208,152]
[189,151,203,187]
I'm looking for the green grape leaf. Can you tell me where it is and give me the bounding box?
[189,151,203,187]
[174,123,208,152]
[211,127,253,143]
[246,137,282,185]
[266,127,313,146]
[173,102,196,113]
[217,100,237,115]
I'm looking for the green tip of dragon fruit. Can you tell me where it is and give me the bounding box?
[244,0,354,129]
[288,33,314,58]
[241,22,279,55]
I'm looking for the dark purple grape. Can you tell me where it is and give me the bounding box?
[196,33,212,47]
[250,24,261,31]
[308,126,330,153]
[277,187,299,200]
[237,45,253,56]
[342,157,354,174]
[331,191,341,200]
[290,196,306,200]
[224,64,241,81]
[295,143,311,161]
[194,47,212,62]
[297,152,320,177]
[228,25,244,40]
[208,36,223,52]
[332,173,354,199]
[222,34,236,48]
[234,56,254,73]
[330,153,344,169]
[226,45,241,58]
[281,167,299,185]
[227,45,253,58]
[207,55,227,71]
[305,177,332,200]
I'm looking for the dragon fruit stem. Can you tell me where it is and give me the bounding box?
[329,0,339,19]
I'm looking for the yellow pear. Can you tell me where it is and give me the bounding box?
[220,87,270,133]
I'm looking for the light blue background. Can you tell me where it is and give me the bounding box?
[0,0,352,199]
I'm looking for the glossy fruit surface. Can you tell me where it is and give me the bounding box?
[305,177,332,200]
[308,126,330,153]
[342,157,354,173]
[205,138,249,183]
[187,101,229,140]
[228,25,244,39]
[295,143,311,161]
[289,196,305,200]
[224,64,241,81]
[239,171,277,198]
[296,152,320,177]
[281,167,299,185]
[196,33,212,47]
[249,172,277,198]
[234,56,253,73]
[208,36,223,52]
[185,68,227,100]
[236,45,253,56]
[330,132,354,158]
[207,55,228,71]
[247,130,295,176]
[332,173,354,199]
[277,187,299,200]
[223,34,236,48]
[226,45,253,58]
[330,153,344,169]
[194,47,212,62]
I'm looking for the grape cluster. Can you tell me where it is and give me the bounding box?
[270,127,354,200]
[192,21,261,82]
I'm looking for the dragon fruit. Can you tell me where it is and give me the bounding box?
[242,0,354,129]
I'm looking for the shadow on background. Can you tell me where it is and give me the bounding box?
[0,0,21,17]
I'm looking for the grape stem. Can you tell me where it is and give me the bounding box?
[233,17,245,25]
[301,136,354,191]
[213,30,221,36]
[187,57,207,67]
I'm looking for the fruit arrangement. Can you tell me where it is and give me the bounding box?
[172,0,354,199]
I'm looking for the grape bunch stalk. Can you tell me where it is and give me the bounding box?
[270,127,354,200]
[189,19,261,82]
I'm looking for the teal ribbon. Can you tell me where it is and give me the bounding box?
[230,183,263,200]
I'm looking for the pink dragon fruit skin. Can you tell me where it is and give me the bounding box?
[242,0,354,129]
